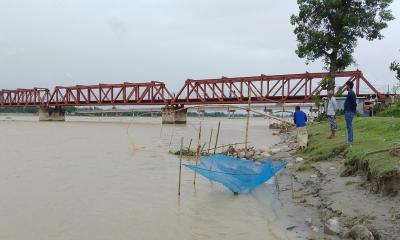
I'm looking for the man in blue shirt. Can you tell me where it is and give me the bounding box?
[293,106,308,149]
[344,81,357,145]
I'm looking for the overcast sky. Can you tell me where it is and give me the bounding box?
[0,0,399,93]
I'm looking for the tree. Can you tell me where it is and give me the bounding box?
[391,57,400,95]
[390,61,400,81]
[291,0,394,90]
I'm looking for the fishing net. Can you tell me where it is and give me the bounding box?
[184,154,286,193]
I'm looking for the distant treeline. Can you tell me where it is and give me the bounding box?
[0,106,38,113]
[0,106,281,118]
[0,106,79,114]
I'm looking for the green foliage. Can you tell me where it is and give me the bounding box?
[0,107,38,113]
[315,112,327,122]
[390,60,400,81]
[299,117,400,177]
[169,149,198,156]
[373,100,400,117]
[373,103,387,114]
[377,102,400,117]
[291,0,394,89]
[298,161,314,172]
[311,91,322,107]
[62,106,78,113]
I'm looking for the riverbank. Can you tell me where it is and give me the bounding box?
[271,117,400,239]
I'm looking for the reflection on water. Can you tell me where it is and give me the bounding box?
[0,116,293,240]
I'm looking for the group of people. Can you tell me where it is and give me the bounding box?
[293,80,358,148]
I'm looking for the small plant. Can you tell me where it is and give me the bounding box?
[298,161,313,172]
[314,112,327,122]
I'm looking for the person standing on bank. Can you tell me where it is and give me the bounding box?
[327,90,338,138]
[293,106,308,149]
[344,81,357,145]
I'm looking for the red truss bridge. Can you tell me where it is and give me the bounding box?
[0,70,385,108]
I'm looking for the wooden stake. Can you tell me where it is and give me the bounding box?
[193,122,202,185]
[213,121,221,155]
[207,128,213,154]
[178,137,183,196]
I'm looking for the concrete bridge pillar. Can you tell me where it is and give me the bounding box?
[161,105,187,124]
[228,109,236,119]
[38,106,65,121]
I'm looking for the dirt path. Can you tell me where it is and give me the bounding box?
[272,130,400,239]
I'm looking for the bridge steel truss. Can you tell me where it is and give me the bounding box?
[171,70,382,105]
[0,70,384,107]
[1,81,173,107]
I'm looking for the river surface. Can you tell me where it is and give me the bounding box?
[0,116,294,240]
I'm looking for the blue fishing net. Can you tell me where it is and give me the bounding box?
[184,154,286,193]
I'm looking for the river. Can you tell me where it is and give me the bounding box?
[0,116,294,240]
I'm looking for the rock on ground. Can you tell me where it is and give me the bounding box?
[324,217,341,236]
[347,225,374,240]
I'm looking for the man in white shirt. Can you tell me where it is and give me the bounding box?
[327,90,338,138]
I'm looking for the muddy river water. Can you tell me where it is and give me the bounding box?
[0,116,294,240]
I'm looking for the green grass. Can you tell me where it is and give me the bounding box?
[299,117,400,177]
[375,100,400,117]
[297,161,314,172]
[378,105,400,117]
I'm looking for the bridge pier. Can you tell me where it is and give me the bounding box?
[228,109,236,119]
[38,106,65,121]
[161,105,187,124]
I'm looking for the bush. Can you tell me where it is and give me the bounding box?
[314,112,327,122]
[377,99,400,117]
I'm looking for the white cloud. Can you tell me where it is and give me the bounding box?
[0,0,398,93]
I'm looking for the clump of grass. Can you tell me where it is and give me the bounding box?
[377,101,400,117]
[169,149,198,156]
[297,161,314,172]
[345,180,357,186]
[299,117,400,177]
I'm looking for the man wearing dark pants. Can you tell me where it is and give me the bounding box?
[344,81,357,145]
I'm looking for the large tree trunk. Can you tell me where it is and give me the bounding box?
[328,54,338,91]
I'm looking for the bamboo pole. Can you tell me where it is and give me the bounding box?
[244,91,251,152]
[291,159,296,199]
[274,173,280,200]
[168,134,173,150]
[200,143,206,153]
[178,137,183,196]
[187,105,294,125]
[193,122,202,185]
[366,146,400,156]
[207,128,213,154]
[290,172,294,199]
[213,121,221,155]
[187,138,192,152]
